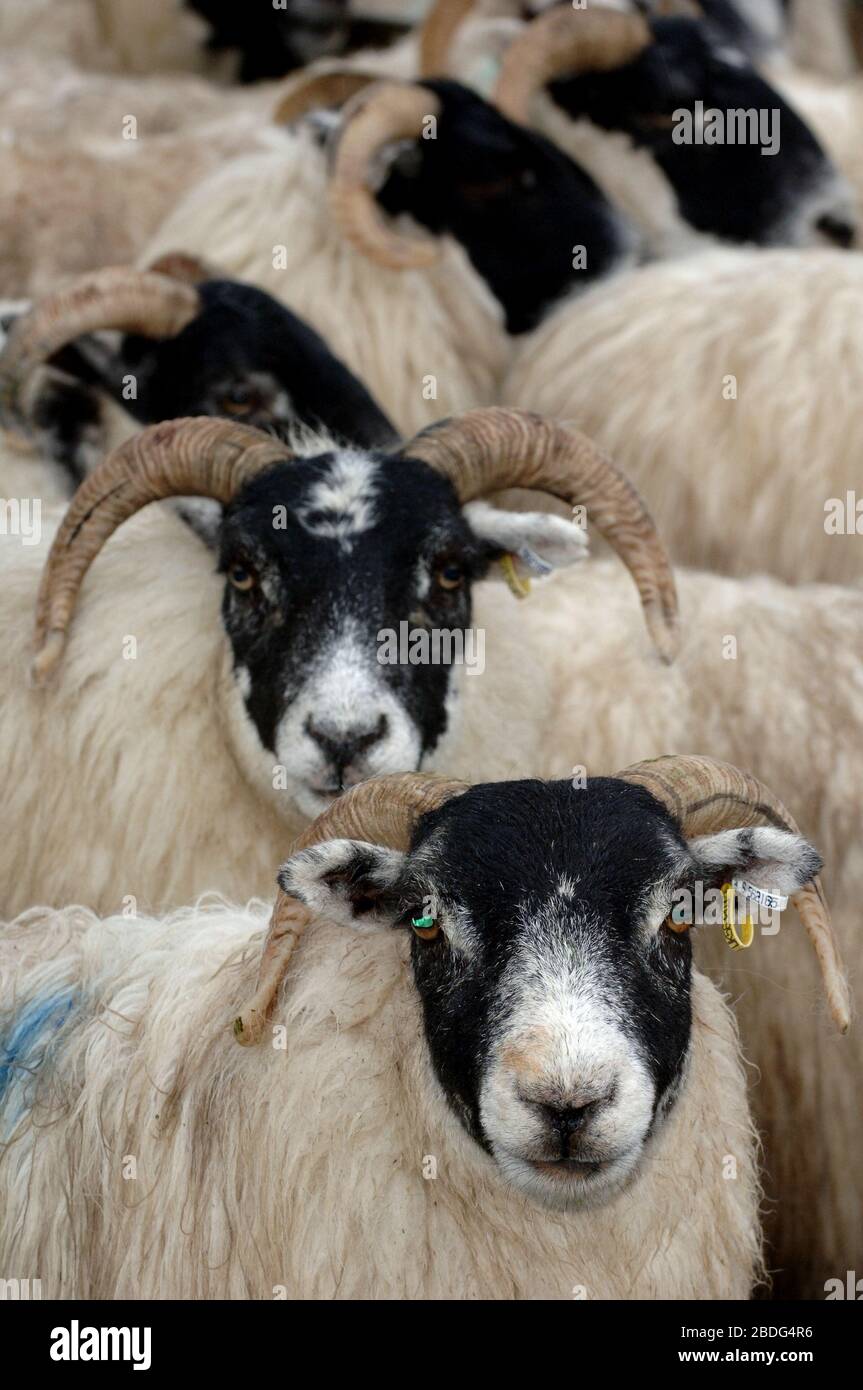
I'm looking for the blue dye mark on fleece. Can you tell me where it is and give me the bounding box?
[0,991,77,1123]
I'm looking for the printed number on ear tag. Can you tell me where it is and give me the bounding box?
[721,882,755,951]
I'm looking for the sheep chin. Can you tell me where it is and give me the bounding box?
[491,1139,646,1212]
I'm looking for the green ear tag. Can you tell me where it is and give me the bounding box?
[412,915,435,929]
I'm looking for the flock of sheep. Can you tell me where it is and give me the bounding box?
[0,0,861,1305]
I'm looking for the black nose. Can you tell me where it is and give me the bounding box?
[817,213,856,249]
[518,1087,615,1155]
[541,1101,596,1143]
[305,714,389,784]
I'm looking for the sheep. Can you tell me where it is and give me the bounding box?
[418,1,857,258]
[5,411,860,1298]
[177,9,852,416]
[8,755,836,1298]
[0,262,399,507]
[501,243,863,587]
[140,73,633,431]
[315,62,863,581]
[1,407,676,908]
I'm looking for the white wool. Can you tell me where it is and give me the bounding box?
[785,0,861,81]
[0,53,279,146]
[142,126,509,437]
[0,431,75,510]
[0,901,761,1299]
[502,246,863,586]
[0,113,282,299]
[0,0,210,77]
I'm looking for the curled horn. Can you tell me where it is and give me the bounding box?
[493,6,652,124]
[0,267,200,438]
[328,82,442,270]
[31,418,290,686]
[272,68,382,126]
[233,773,467,1045]
[620,754,851,1034]
[401,407,679,662]
[419,0,481,76]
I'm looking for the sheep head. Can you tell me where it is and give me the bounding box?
[234,756,847,1209]
[30,409,678,819]
[321,77,636,333]
[0,265,397,455]
[493,4,857,249]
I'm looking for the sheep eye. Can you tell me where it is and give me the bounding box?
[411,913,440,942]
[220,386,263,417]
[228,563,257,593]
[436,562,464,592]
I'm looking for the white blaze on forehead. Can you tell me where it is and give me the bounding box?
[296,451,380,546]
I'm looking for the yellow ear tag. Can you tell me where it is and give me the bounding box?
[721,882,755,950]
[499,553,531,599]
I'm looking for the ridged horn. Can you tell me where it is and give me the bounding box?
[31,417,290,686]
[0,267,200,437]
[401,407,679,662]
[493,7,652,124]
[620,754,851,1034]
[233,772,467,1045]
[273,68,381,125]
[419,0,481,76]
[329,82,442,270]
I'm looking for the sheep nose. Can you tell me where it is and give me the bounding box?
[539,1100,598,1146]
[816,213,856,249]
[305,714,389,783]
[518,1086,615,1153]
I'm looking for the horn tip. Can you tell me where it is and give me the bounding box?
[645,604,680,664]
[831,986,852,1035]
[30,631,66,687]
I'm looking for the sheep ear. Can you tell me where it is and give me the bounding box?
[463,500,589,581]
[687,827,823,898]
[277,839,405,932]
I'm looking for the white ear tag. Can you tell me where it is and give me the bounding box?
[517,545,555,577]
[732,878,789,912]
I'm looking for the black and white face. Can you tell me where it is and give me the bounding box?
[375,80,636,335]
[217,446,587,820]
[120,280,392,443]
[549,16,857,249]
[279,776,822,1208]
[59,280,398,454]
